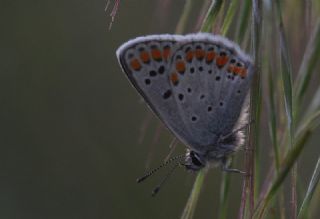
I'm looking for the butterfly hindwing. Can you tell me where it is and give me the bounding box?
[168,41,221,147]
[167,34,253,149]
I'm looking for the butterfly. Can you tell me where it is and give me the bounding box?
[116,33,254,175]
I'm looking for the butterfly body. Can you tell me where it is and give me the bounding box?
[116,33,254,171]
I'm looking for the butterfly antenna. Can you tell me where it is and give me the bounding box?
[136,154,185,183]
[151,162,179,197]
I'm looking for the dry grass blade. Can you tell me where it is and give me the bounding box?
[236,0,251,43]
[180,170,206,219]
[307,86,320,116]
[200,0,223,32]
[254,109,320,218]
[267,66,280,172]
[274,0,296,218]
[239,1,263,219]
[294,18,320,108]
[218,171,231,219]
[175,0,195,34]
[298,155,320,218]
[221,0,239,36]
[275,3,293,129]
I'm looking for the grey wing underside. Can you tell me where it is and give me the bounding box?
[116,35,199,147]
[116,33,254,152]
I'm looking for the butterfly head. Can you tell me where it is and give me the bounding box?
[184,127,247,172]
[184,150,206,171]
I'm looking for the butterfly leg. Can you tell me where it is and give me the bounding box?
[220,157,246,174]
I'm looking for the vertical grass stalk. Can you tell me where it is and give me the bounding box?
[239,1,263,219]
[201,0,224,32]
[180,169,207,219]
[175,0,195,34]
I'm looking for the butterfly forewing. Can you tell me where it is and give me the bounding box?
[117,33,254,152]
[116,35,198,147]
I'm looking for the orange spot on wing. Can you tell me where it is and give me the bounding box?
[206,51,216,63]
[140,51,150,63]
[163,47,171,60]
[195,49,205,60]
[233,66,242,75]
[176,60,186,74]
[130,59,141,71]
[185,51,194,62]
[227,65,234,73]
[216,56,229,68]
[151,49,162,61]
[239,68,247,77]
[170,72,179,85]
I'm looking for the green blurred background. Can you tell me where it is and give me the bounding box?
[1,0,320,218]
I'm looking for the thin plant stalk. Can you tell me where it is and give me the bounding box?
[218,171,231,219]
[175,0,195,34]
[221,0,239,36]
[201,0,224,32]
[298,156,320,219]
[294,18,320,111]
[181,169,207,219]
[254,109,320,218]
[239,1,263,219]
[236,0,252,43]
[274,0,296,218]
